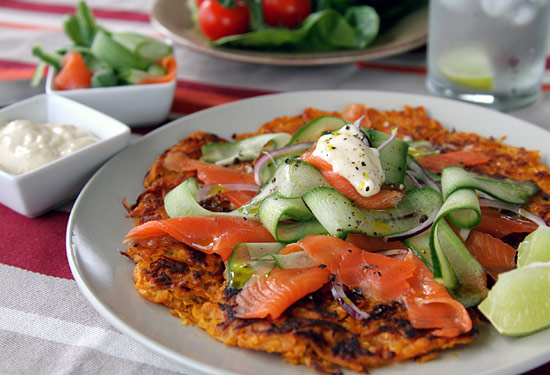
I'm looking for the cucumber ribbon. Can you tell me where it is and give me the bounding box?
[164,158,445,255]
[201,133,292,165]
[165,117,541,307]
[424,165,539,307]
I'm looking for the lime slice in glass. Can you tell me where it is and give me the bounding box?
[517,226,550,267]
[478,263,550,336]
[438,47,494,90]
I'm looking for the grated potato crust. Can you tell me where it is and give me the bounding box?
[122,104,550,374]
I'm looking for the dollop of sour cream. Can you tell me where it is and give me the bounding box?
[312,124,385,197]
[0,119,99,175]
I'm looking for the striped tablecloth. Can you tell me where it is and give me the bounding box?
[1,1,549,374]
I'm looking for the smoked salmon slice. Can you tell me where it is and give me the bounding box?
[164,152,257,207]
[345,232,407,252]
[285,235,415,302]
[301,148,403,210]
[417,151,490,174]
[235,266,331,319]
[280,235,472,337]
[475,207,538,238]
[465,230,516,280]
[402,255,472,337]
[221,191,257,207]
[124,216,276,261]
[164,152,256,185]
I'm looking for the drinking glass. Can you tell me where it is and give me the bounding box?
[426,0,550,111]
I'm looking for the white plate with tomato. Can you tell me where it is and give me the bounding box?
[151,0,428,66]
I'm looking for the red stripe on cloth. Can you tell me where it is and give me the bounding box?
[0,59,36,80]
[0,20,61,31]
[0,60,36,80]
[0,0,150,22]
[176,79,277,98]
[172,80,276,114]
[130,83,277,133]
[0,68,34,80]
[0,60,35,69]
[526,363,550,375]
[543,83,550,91]
[171,86,244,114]
[0,204,73,280]
[356,61,427,75]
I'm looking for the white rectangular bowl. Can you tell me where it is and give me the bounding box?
[0,94,130,217]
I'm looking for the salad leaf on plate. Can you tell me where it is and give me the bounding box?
[213,7,379,50]
[195,0,426,51]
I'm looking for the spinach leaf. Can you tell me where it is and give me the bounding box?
[315,0,356,13]
[362,0,427,32]
[344,6,379,48]
[212,7,379,51]
[320,0,427,31]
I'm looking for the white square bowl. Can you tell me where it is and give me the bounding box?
[45,67,176,127]
[0,94,131,217]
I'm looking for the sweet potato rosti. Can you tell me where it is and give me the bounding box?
[122,104,550,374]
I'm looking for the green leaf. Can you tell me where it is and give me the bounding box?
[212,7,379,51]
[345,6,379,48]
[302,9,358,49]
[32,45,62,71]
[91,68,119,87]
[244,0,266,30]
[63,14,85,46]
[30,61,47,87]
[75,1,97,46]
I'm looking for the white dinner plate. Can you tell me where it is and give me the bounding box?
[67,90,550,375]
[151,0,427,66]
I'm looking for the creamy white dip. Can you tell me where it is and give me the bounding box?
[0,119,99,175]
[312,124,385,197]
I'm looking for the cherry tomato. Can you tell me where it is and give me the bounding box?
[262,0,311,29]
[198,0,250,41]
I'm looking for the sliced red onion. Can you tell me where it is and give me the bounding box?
[458,228,471,242]
[408,160,442,194]
[250,257,275,262]
[351,116,373,147]
[441,143,459,150]
[330,280,370,320]
[408,140,439,154]
[479,198,548,227]
[198,183,259,201]
[405,171,423,189]
[352,115,364,129]
[191,242,210,251]
[253,142,313,185]
[384,204,441,241]
[376,249,410,257]
[264,150,277,165]
[377,127,398,151]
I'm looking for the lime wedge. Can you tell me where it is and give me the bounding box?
[517,226,550,267]
[438,47,494,91]
[478,263,550,336]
